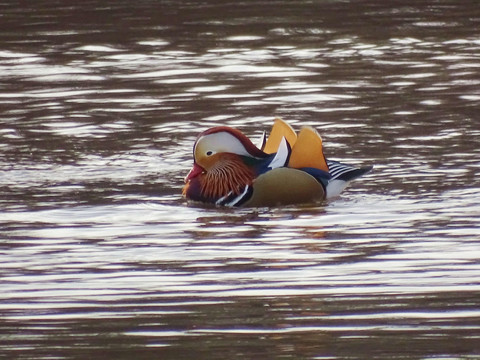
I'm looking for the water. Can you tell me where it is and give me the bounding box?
[1,0,480,359]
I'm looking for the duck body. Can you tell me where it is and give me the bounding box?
[240,167,327,207]
[183,119,372,207]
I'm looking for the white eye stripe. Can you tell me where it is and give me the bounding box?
[195,132,251,157]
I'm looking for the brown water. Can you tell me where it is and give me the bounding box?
[1,0,480,359]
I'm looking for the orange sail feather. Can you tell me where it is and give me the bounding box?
[263,118,297,154]
[288,127,329,172]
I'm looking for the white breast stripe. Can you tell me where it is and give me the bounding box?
[227,185,251,207]
[216,191,234,206]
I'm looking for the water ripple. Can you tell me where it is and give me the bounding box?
[2,0,480,358]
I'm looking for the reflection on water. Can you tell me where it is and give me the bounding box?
[1,0,480,359]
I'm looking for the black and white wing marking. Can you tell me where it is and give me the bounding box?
[256,131,267,151]
[326,160,373,199]
[267,136,291,170]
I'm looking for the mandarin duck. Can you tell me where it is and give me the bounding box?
[183,118,373,207]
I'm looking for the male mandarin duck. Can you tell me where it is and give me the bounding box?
[183,118,373,207]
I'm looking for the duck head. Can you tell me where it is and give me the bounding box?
[183,126,268,203]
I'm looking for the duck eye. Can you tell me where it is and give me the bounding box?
[206,151,214,156]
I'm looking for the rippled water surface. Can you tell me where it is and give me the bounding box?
[1,0,480,359]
